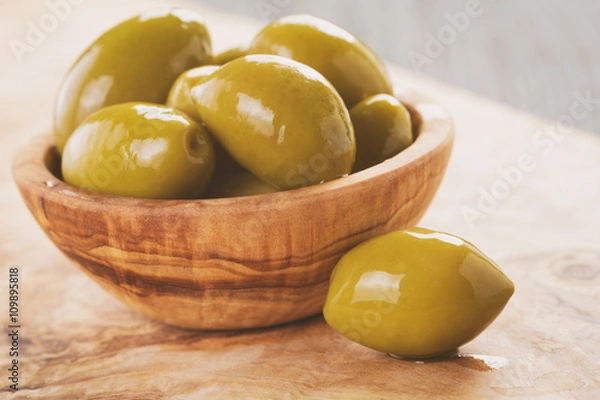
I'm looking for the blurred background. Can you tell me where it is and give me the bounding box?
[200,0,600,133]
[1,0,598,135]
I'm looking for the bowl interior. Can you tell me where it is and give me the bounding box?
[38,91,438,205]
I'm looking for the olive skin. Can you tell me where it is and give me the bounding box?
[249,15,392,107]
[167,65,220,120]
[350,94,413,172]
[212,45,248,65]
[54,8,212,154]
[191,55,356,190]
[61,103,215,199]
[205,171,279,198]
[323,228,515,359]
[167,65,244,175]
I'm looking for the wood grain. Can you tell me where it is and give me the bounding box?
[1,1,599,399]
[12,90,453,330]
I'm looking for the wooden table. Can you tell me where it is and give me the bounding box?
[1,1,599,398]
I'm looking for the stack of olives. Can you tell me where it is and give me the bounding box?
[54,8,515,360]
[56,9,414,199]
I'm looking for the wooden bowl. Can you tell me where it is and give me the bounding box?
[12,87,454,330]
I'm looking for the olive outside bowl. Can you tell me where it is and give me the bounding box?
[12,87,454,330]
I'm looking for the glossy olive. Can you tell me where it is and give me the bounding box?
[54,8,212,154]
[205,171,279,198]
[213,45,248,65]
[168,70,268,193]
[61,103,215,199]
[191,55,355,190]
[249,15,392,107]
[323,228,515,359]
[350,94,413,172]
[167,65,245,175]
[167,65,220,120]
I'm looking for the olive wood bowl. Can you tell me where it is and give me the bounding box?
[12,87,454,330]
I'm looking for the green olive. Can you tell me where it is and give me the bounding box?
[54,8,212,154]
[323,228,515,359]
[61,103,215,199]
[213,45,248,65]
[191,55,355,190]
[350,94,413,172]
[167,65,244,175]
[249,15,392,107]
[205,171,279,198]
[167,65,220,120]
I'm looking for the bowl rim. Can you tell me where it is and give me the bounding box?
[13,86,454,212]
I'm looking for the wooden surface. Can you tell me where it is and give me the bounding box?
[11,89,452,330]
[1,1,599,399]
